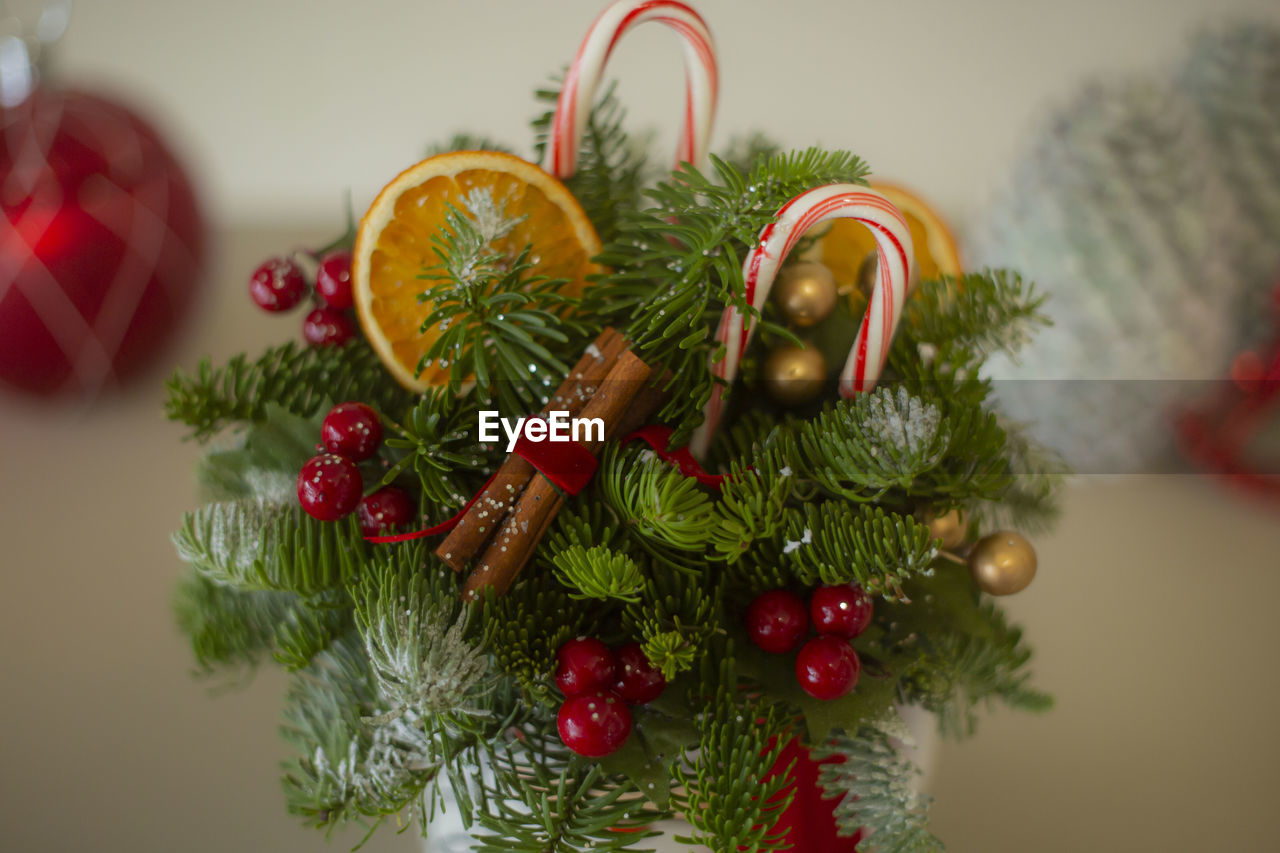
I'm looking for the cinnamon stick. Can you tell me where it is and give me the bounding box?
[436,328,626,571]
[462,350,653,600]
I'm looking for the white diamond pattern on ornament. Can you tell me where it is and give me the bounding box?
[2,92,199,396]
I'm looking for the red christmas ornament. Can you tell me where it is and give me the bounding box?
[612,642,667,704]
[315,250,354,309]
[746,589,809,654]
[556,690,632,757]
[1,89,206,396]
[554,637,617,697]
[356,486,415,537]
[296,453,362,521]
[249,256,307,313]
[302,306,356,348]
[321,401,383,461]
[810,584,874,639]
[795,635,861,701]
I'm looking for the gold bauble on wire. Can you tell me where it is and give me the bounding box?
[968,530,1037,596]
[925,508,968,551]
[774,262,838,327]
[855,252,878,299]
[763,343,826,405]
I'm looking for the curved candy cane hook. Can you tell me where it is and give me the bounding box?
[544,0,718,179]
[693,184,916,456]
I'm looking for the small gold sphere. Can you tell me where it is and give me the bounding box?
[774,262,838,327]
[925,508,968,551]
[855,252,878,299]
[763,343,827,406]
[968,530,1037,596]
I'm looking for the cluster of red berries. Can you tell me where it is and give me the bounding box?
[746,584,873,701]
[248,251,358,348]
[296,401,415,536]
[553,637,667,758]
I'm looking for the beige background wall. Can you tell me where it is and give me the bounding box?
[3,1,1280,851]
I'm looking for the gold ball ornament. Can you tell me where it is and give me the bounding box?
[774,262,838,327]
[968,531,1037,596]
[855,252,878,300]
[926,508,968,551]
[763,344,826,405]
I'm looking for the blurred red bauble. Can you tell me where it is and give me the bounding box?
[1,88,206,397]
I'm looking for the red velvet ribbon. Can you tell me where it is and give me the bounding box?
[622,424,729,488]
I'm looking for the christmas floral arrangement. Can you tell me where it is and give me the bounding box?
[166,2,1061,850]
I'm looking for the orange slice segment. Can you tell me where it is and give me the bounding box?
[810,182,962,299]
[353,150,603,391]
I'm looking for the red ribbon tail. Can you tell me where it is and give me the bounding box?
[623,424,729,489]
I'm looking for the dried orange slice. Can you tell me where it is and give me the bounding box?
[352,150,603,391]
[810,182,962,298]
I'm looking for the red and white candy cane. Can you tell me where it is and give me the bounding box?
[543,0,718,179]
[692,184,916,456]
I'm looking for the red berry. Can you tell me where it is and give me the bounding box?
[303,307,356,347]
[557,690,632,757]
[296,453,362,521]
[316,250,354,309]
[321,402,383,461]
[249,256,307,312]
[555,637,617,697]
[795,636,861,701]
[357,486,415,537]
[746,589,809,654]
[612,643,667,704]
[810,584,874,639]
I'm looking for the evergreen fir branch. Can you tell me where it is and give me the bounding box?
[483,570,587,707]
[351,547,491,724]
[417,192,589,414]
[816,719,943,853]
[383,387,494,510]
[473,742,657,852]
[719,538,799,603]
[782,503,937,600]
[551,544,646,603]
[271,601,351,673]
[174,571,295,673]
[166,341,411,442]
[598,444,716,554]
[905,270,1049,363]
[173,499,366,595]
[541,497,624,555]
[777,386,951,501]
[672,661,793,853]
[708,465,795,562]
[194,405,323,503]
[706,408,789,471]
[427,133,514,156]
[624,568,721,681]
[913,604,1053,739]
[718,132,783,178]
[281,639,437,834]
[885,571,1052,738]
[532,80,651,244]
[968,416,1067,534]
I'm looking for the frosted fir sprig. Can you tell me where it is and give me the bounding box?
[415,189,590,414]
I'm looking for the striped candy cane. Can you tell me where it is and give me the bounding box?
[692,184,916,456]
[543,0,718,179]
